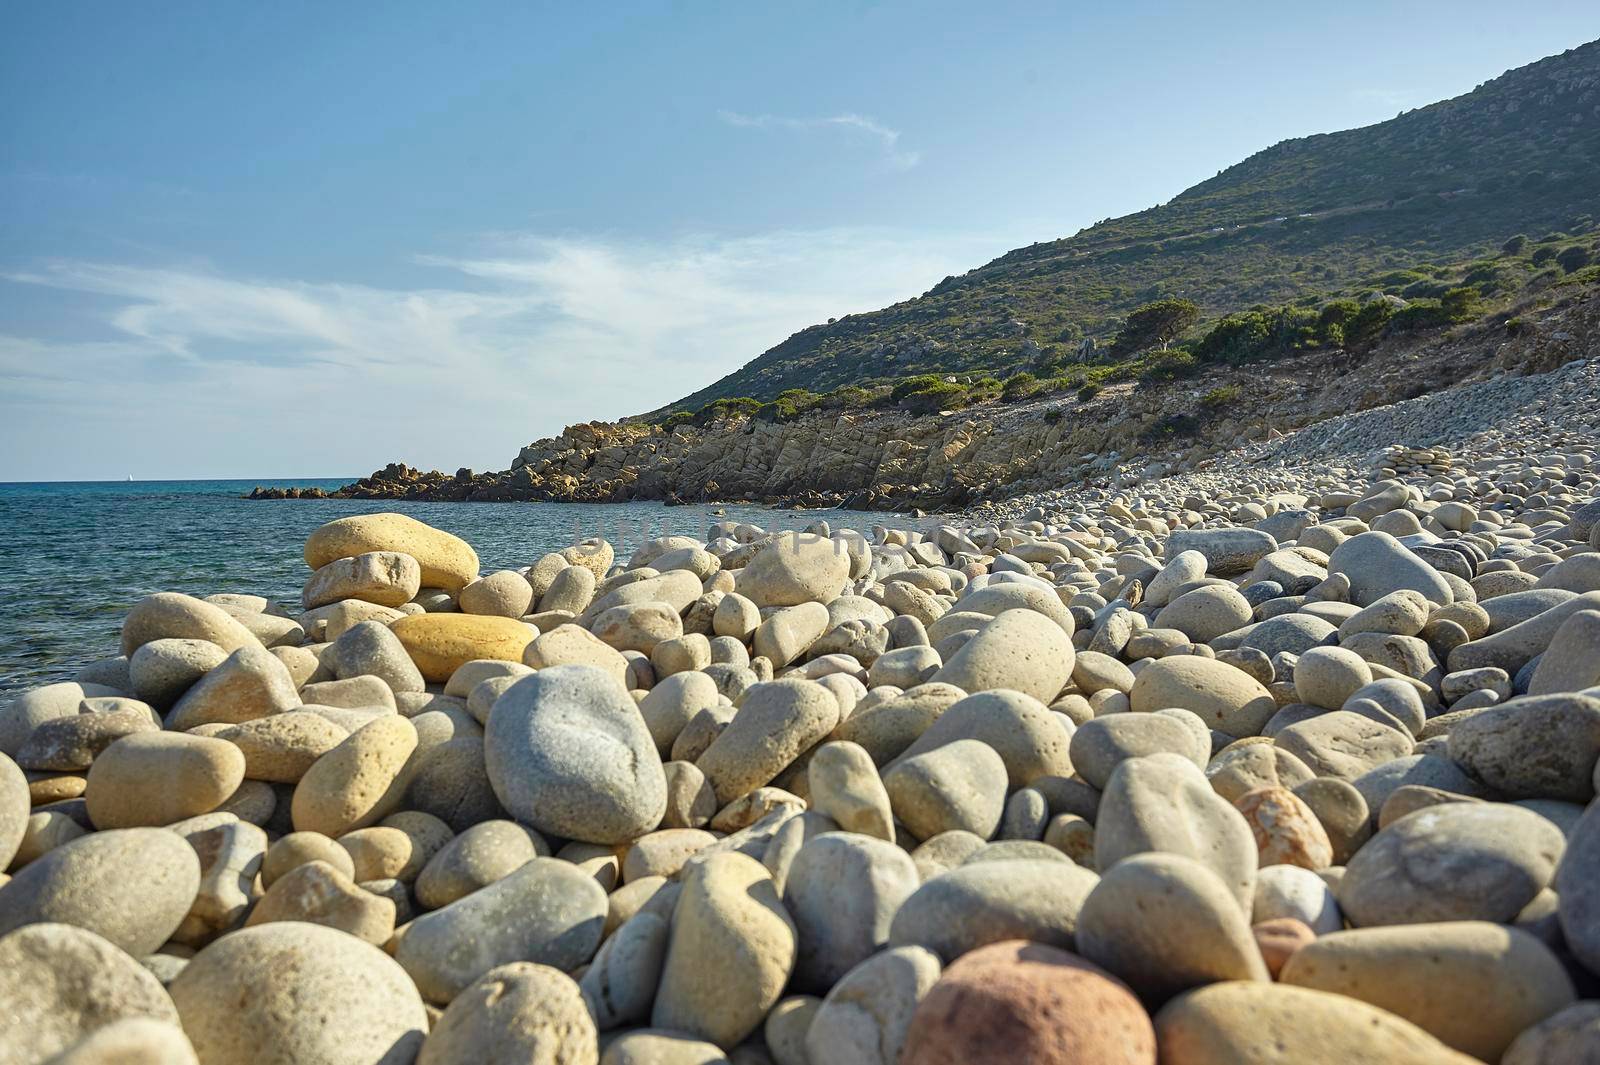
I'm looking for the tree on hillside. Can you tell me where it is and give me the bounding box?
[1501,233,1528,256]
[1111,299,1199,355]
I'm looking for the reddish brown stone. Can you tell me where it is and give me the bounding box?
[1252,917,1316,978]
[1234,785,1334,869]
[900,939,1156,1065]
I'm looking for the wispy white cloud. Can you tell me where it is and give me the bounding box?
[1,227,999,479]
[718,110,922,170]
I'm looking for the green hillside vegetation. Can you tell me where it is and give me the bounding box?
[655,226,1600,430]
[655,41,1600,414]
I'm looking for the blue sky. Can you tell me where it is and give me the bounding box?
[3,2,1596,480]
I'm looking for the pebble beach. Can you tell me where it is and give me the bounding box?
[3,362,1600,1064]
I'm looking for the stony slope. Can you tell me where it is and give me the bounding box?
[661,41,1600,412]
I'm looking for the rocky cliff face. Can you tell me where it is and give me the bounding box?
[274,288,1598,511]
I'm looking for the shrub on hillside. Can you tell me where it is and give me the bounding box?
[1556,245,1592,273]
[1388,299,1449,333]
[755,389,819,423]
[1345,299,1394,347]
[897,380,968,415]
[1193,304,1318,363]
[1002,371,1041,401]
[1372,269,1431,289]
[692,396,762,425]
[889,374,949,402]
[1141,412,1202,441]
[1440,286,1481,322]
[1194,311,1270,363]
[1462,261,1521,295]
[1316,299,1361,342]
[1138,348,1201,382]
[821,385,874,408]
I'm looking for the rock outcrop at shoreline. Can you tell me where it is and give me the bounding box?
[250,289,1600,512]
[7,414,1600,1060]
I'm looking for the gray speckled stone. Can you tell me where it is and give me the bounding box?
[484,664,665,844]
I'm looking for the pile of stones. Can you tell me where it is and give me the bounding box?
[2,484,1600,1063]
[1379,444,1454,480]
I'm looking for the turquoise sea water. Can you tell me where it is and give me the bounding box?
[0,479,918,697]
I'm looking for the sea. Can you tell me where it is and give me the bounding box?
[0,479,924,698]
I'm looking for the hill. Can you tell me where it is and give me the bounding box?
[660,40,1600,413]
[294,279,1600,509]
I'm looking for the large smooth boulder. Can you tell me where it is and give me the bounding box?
[170,921,428,1065]
[129,639,230,709]
[783,832,920,992]
[1555,800,1600,975]
[84,732,245,829]
[1070,711,1207,790]
[1095,754,1258,913]
[892,690,1074,791]
[1337,802,1564,926]
[291,716,417,837]
[1501,1002,1600,1065]
[0,751,28,870]
[1,682,124,756]
[1328,532,1454,607]
[327,620,427,694]
[695,679,838,806]
[10,697,154,776]
[302,551,422,610]
[1166,528,1277,576]
[1129,656,1276,738]
[0,922,182,1065]
[1447,692,1600,803]
[929,609,1074,703]
[734,533,851,607]
[120,592,261,658]
[0,827,200,955]
[485,665,666,844]
[417,962,597,1065]
[392,614,536,683]
[1077,853,1268,1003]
[805,945,942,1065]
[167,645,301,731]
[888,859,1100,962]
[882,739,1008,841]
[396,857,607,1004]
[1280,923,1575,1061]
[652,852,796,1049]
[458,570,537,619]
[900,940,1154,1065]
[1154,982,1477,1064]
[305,512,479,592]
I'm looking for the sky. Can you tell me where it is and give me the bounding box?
[3,2,1596,481]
